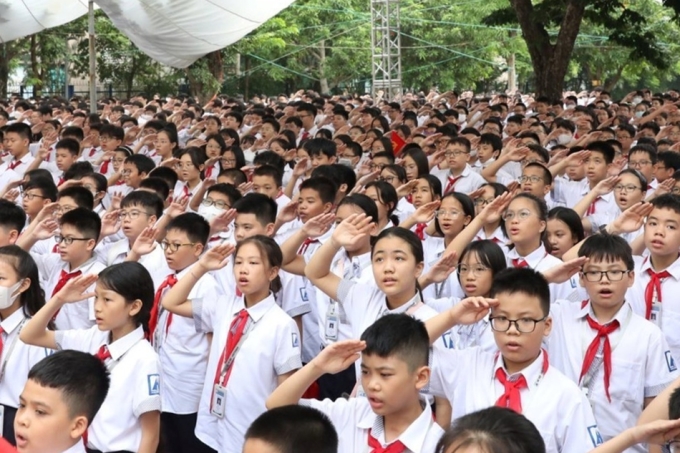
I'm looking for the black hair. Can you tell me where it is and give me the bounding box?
[220,168,248,187]
[365,180,399,226]
[23,178,58,203]
[303,138,337,159]
[253,152,285,173]
[449,136,471,153]
[372,227,424,264]
[58,186,94,210]
[124,154,155,176]
[332,164,357,194]
[435,192,474,236]
[435,407,546,453]
[500,193,548,248]
[234,235,282,294]
[587,140,616,164]
[139,177,170,201]
[490,268,551,317]
[245,405,338,453]
[617,168,648,190]
[651,193,680,216]
[669,386,680,420]
[479,133,503,152]
[120,190,164,219]
[547,207,585,247]
[148,166,179,190]
[166,212,210,246]
[372,151,396,165]
[419,174,443,201]
[63,162,95,182]
[97,262,154,334]
[158,126,179,152]
[222,145,246,169]
[206,183,242,206]
[27,350,110,425]
[0,199,26,234]
[5,122,31,141]
[479,182,509,199]
[523,162,553,186]
[0,245,45,319]
[179,146,208,178]
[253,164,283,189]
[457,240,507,286]
[381,164,407,184]
[337,194,379,225]
[59,208,101,243]
[361,314,429,372]
[299,177,337,205]
[578,232,634,271]
[525,144,550,164]
[99,124,124,141]
[657,151,680,173]
[55,138,80,156]
[234,193,278,226]
[401,147,430,179]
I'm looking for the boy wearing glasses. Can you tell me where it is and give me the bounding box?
[628,145,658,193]
[425,267,601,453]
[18,208,106,329]
[143,212,219,453]
[548,233,676,452]
[519,163,556,208]
[432,136,485,195]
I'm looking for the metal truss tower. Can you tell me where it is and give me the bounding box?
[370,0,402,100]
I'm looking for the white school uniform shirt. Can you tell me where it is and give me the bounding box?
[0,168,21,194]
[506,246,579,302]
[474,226,510,255]
[626,255,680,361]
[0,154,35,178]
[552,177,589,208]
[427,297,497,353]
[429,348,602,453]
[60,441,87,453]
[394,197,416,224]
[35,255,105,330]
[0,310,52,409]
[174,180,203,201]
[431,164,485,195]
[105,238,171,290]
[421,236,464,301]
[55,326,161,452]
[547,300,678,452]
[303,396,444,453]
[316,249,373,348]
[156,268,219,414]
[192,293,302,453]
[275,192,292,212]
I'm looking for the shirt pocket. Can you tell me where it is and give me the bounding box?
[609,360,643,405]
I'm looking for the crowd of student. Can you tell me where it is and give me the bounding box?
[1,87,680,453]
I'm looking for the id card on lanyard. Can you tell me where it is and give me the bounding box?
[211,320,254,418]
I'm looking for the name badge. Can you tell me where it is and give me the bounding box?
[211,384,227,418]
[650,301,662,326]
[325,303,339,342]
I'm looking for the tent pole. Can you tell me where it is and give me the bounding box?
[88,0,96,112]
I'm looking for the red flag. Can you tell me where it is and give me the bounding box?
[390,132,406,156]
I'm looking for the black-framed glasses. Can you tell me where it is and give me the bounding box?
[580,270,631,282]
[118,210,151,220]
[519,175,543,184]
[201,198,230,210]
[614,184,641,193]
[160,241,196,252]
[54,235,92,245]
[489,316,547,333]
[23,192,48,201]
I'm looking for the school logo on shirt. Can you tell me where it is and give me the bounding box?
[292,333,299,348]
[588,426,603,446]
[666,351,677,372]
[441,331,455,349]
[147,374,160,396]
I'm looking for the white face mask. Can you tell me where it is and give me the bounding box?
[557,133,572,145]
[632,96,643,105]
[565,104,575,109]
[635,111,645,118]
[458,114,467,123]
[197,204,225,223]
[0,280,23,310]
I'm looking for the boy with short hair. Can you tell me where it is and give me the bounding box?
[243,405,338,453]
[91,124,123,171]
[628,145,658,192]
[252,165,290,211]
[280,177,337,363]
[305,138,337,170]
[21,179,57,226]
[520,162,554,207]
[471,133,503,173]
[547,233,677,452]
[110,190,169,287]
[654,151,680,184]
[17,208,106,329]
[14,350,110,453]
[53,138,80,186]
[425,268,601,453]
[266,314,445,453]
[123,154,155,190]
[0,199,26,245]
[1,122,35,177]
[136,212,218,453]
[432,137,485,195]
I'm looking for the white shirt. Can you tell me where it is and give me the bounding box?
[552,178,589,209]
[0,168,21,194]
[474,226,510,255]
[426,298,497,353]
[0,154,35,178]
[626,255,680,361]
[506,246,579,302]
[35,255,106,330]
[156,267,219,414]
[421,236,464,301]
[0,309,52,408]
[431,164,485,195]
[192,293,302,453]
[60,441,87,453]
[304,396,444,453]
[394,197,416,224]
[55,326,161,452]
[105,238,171,290]
[430,348,602,453]
[548,300,677,452]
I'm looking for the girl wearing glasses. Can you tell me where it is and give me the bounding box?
[174,147,207,201]
[378,164,415,224]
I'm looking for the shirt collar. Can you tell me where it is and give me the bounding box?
[384,292,421,315]
[0,308,27,334]
[61,440,88,453]
[475,226,506,242]
[507,245,546,266]
[107,326,144,361]
[64,257,98,274]
[640,255,680,279]
[494,349,547,390]
[236,293,277,323]
[450,164,471,178]
[358,397,434,452]
[578,300,631,324]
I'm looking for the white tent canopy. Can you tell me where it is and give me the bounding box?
[0,0,295,68]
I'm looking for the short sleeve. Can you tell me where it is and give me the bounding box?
[644,328,679,397]
[303,397,366,428]
[278,272,311,318]
[132,353,163,417]
[55,327,103,353]
[558,391,603,451]
[273,317,303,375]
[429,345,464,399]
[193,297,216,333]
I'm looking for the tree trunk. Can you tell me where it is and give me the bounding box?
[126,55,138,99]
[30,35,43,95]
[319,40,330,94]
[509,0,586,99]
[0,44,10,99]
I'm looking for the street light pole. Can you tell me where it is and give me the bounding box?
[88,0,97,112]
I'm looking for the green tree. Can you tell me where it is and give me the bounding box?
[484,0,680,99]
